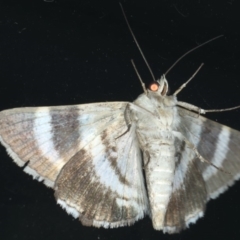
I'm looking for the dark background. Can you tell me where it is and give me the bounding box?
[0,0,240,239]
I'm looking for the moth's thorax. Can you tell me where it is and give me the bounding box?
[134,92,177,109]
[132,92,179,153]
[133,92,179,131]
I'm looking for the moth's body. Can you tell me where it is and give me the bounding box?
[1,73,240,234]
[131,90,179,229]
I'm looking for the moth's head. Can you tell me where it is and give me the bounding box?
[148,75,169,96]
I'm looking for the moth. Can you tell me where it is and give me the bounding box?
[1,6,240,234]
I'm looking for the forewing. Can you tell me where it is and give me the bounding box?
[178,107,240,200]
[0,102,149,227]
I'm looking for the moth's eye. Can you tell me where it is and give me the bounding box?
[149,82,159,92]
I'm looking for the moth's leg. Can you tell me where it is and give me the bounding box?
[173,63,204,96]
[177,101,240,115]
[173,131,230,174]
[115,104,132,140]
[177,101,206,115]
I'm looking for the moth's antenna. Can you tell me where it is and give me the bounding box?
[165,35,224,75]
[131,59,148,94]
[119,3,156,82]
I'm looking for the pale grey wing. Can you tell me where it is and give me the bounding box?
[0,102,149,227]
[55,119,149,228]
[177,107,240,200]
[162,107,240,234]
[0,103,126,187]
[163,136,207,233]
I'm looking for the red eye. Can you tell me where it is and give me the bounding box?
[149,82,159,92]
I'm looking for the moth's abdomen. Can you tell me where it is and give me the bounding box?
[144,144,175,230]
